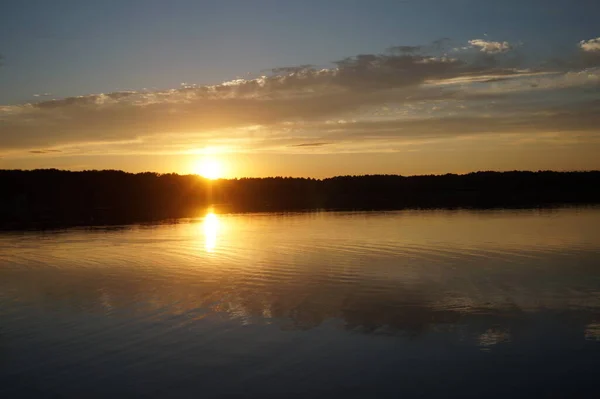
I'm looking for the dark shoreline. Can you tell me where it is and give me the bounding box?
[2,169,600,230]
[1,203,599,232]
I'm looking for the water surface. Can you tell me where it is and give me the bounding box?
[1,209,599,398]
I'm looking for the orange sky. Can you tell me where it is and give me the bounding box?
[2,38,600,177]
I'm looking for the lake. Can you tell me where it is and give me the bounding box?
[1,208,599,398]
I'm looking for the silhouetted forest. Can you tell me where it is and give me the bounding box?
[1,169,599,228]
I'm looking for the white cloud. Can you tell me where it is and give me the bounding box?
[580,37,600,52]
[468,39,512,54]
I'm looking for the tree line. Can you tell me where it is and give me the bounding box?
[1,169,599,228]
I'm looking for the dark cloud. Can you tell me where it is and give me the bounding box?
[29,149,63,154]
[387,45,422,54]
[269,65,315,74]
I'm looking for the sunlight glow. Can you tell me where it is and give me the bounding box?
[196,159,222,180]
[203,212,219,252]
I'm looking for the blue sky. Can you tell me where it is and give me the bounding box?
[1,0,598,103]
[1,0,599,176]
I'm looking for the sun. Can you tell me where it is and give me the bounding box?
[196,159,222,180]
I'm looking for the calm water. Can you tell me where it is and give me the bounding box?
[1,208,599,398]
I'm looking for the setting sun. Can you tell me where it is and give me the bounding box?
[196,159,223,180]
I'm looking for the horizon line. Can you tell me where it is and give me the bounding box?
[2,168,599,181]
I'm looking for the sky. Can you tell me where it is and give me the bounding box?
[1,0,599,177]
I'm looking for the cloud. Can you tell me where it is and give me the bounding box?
[576,37,600,67]
[468,39,512,54]
[290,142,332,147]
[1,38,599,159]
[21,95,598,157]
[29,149,63,154]
[0,45,517,151]
[580,37,600,52]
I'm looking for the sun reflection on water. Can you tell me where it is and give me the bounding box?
[203,212,219,252]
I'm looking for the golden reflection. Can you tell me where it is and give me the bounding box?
[478,328,511,350]
[203,212,220,252]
